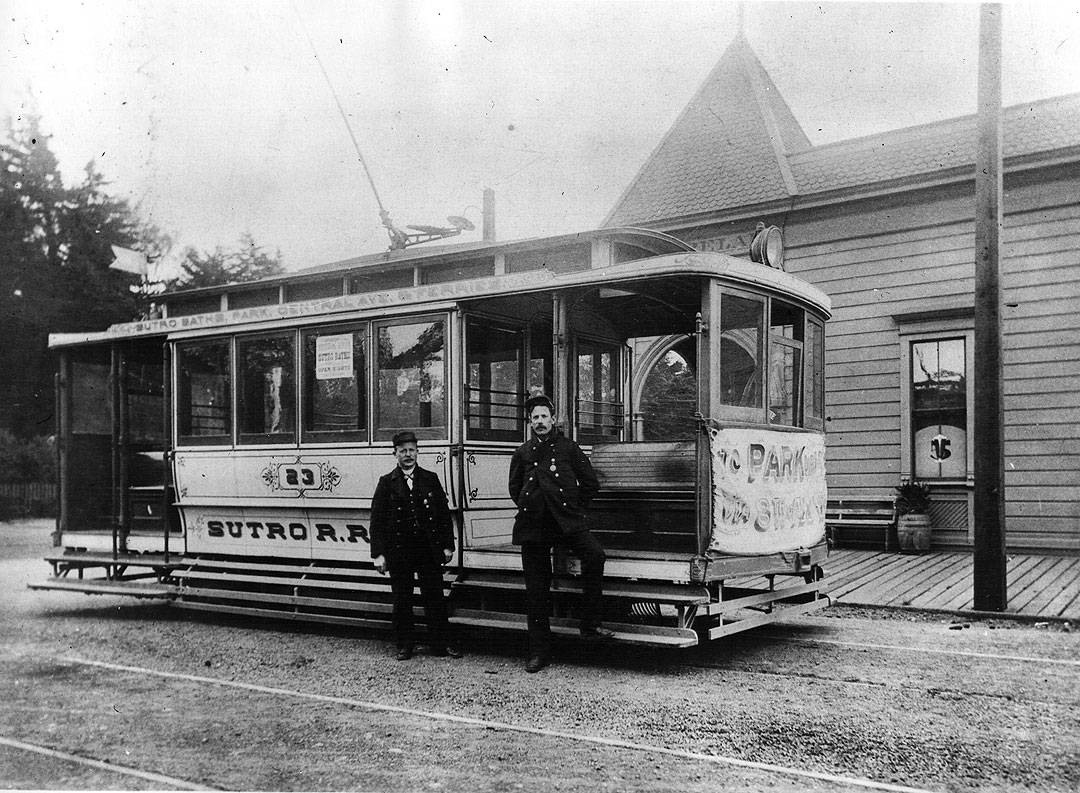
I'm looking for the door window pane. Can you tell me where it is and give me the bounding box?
[466,321,523,441]
[805,319,825,428]
[719,293,764,410]
[576,339,622,442]
[769,301,804,426]
[238,333,296,444]
[376,318,446,439]
[302,326,367,442]
[911,338,967,479]
[177,340,232,444]
[528,322,553,399]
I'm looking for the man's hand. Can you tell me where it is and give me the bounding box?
[443,548,454,564]
[373,555,387,575]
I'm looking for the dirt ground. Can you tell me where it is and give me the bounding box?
[2,519,1078,792]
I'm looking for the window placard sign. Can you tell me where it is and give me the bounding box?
[315,334,353,380]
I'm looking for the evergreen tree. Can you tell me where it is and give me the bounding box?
[167,232,283,290]
[0,115,161,437]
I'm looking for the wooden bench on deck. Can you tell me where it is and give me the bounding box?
[825,496,897,551]
[587,441,697,553]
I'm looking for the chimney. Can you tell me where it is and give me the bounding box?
[482,187,496,242]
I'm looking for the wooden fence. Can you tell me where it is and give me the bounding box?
[0,482,57,517]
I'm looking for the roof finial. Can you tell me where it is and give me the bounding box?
[737,2,746,37]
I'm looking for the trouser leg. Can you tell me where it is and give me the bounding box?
[416,551,449,648]
[521,541,553,657]
[563,530,606,628]
[387,553,417,648]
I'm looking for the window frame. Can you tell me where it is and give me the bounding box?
[372,313,450,442]
[175,337,235,447]
[300,321,370,445]
[767,298,806,428]
[898,321,975,485]
[803,315,826,431]
[235,329,299,446]
[464,315,527,443]
[715,286,768,424]
[573,334,626,444]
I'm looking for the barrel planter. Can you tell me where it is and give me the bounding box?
[897,513,932,553]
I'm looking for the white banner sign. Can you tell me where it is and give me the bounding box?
[709,427,826,555]
[315,334,353,379]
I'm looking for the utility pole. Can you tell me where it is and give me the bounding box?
[973,3,1007,611]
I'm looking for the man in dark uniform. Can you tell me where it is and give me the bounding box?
[508,395,614,673]
[370,431,462,661]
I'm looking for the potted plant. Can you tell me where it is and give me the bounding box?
[895,480,932,553]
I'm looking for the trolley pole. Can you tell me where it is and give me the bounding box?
[973,3,1007,611]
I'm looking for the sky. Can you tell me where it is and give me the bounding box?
[3,0,1080,277]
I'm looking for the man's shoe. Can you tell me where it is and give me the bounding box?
[525,655,549,673]
[580,624,616,640]
[396,646,414,661]
[430,645,463,658]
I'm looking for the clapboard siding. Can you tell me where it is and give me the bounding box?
[787,169,1080,551]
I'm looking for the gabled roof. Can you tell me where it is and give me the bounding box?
[787,93,1080,197]
[606,36,1080,227]
[604,33,809,227]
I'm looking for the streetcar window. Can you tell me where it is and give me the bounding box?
[237,333,296,444]
[806,318,825,430]
[638,336,697,441]
[719,292,765,419]
[528,321,553,398]
[177,340,232,445]
[576,338,623,443]
[769,301,804,426]
[71,355,111,435]
[301,325,367,443]
[375,318,447,440]
[466,320,524,442]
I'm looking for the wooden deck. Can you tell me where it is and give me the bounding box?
[822,550,1080,620]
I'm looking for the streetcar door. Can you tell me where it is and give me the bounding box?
[56,338,177,549]
[58,344,113,535]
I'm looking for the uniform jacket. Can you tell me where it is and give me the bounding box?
[508,428,600,544]
[369,465,455,559]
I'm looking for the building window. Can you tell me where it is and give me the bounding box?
[301,324,367,443]
[576,337,623,443]
[177,339,232,445]
[466,320,523,441]
[375,317,447,440]
[237,333,296,444]
[909,337,968,480]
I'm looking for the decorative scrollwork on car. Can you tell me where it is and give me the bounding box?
[261,458,341,496]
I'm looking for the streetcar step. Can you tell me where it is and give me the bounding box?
[28,578,177,599]
[452,571,710,605]
[449,608,699,647]
[44,551,179,569]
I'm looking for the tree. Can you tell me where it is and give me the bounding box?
[166,232,283,291]
[0,114,163,437]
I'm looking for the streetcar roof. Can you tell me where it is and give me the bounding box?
[49,229,830,349]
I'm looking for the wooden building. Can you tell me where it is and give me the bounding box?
[605,33,1080,553]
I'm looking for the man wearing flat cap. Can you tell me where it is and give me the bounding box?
[370,431,461,661]
[508,394,614,673]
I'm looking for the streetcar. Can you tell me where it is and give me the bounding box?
[34,225,831,647]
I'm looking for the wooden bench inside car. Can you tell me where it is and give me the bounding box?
[587,441,697,553]
[825,496,897,551]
